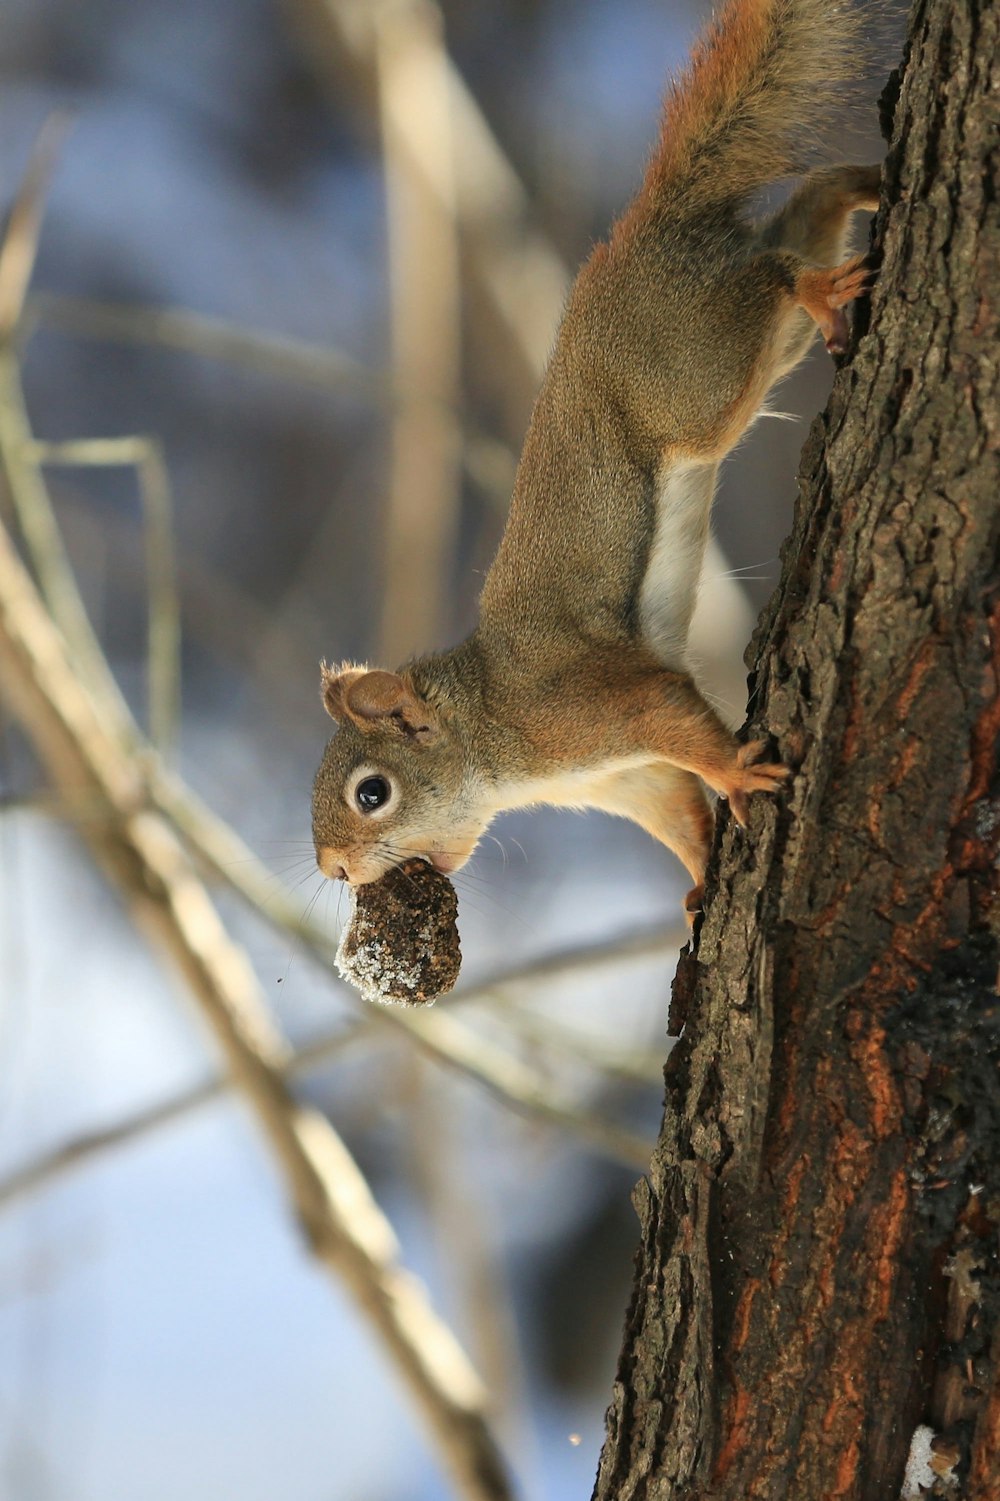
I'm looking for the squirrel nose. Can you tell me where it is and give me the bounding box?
[317,848,349,881]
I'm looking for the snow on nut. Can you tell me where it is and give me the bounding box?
[335,858,461,1005]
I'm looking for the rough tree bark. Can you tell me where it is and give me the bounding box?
[593,2,999,1498]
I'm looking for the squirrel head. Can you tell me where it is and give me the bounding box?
[311,661,490,886]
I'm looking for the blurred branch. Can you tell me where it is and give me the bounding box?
[0,349,131,714]
[403,1054,531,1460]
[0,911,675,1216]
[375,1,464,661]
[27,290,391,400]
[0,125,129,713]
[0,512,514,1501]
[0,115,71,342]
[496,1007,669,1088]
[378,1005,654,1166]
[26,436,180,752]
[0,1073,225,1209]
[285,0,568,398]
[28,290,518,509]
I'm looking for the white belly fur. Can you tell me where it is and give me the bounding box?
[638,459,719,669]
[490,754,659,814]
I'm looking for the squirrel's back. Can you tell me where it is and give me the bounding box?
[624,0,867,224]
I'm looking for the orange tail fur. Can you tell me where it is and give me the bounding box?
[638,0,867,217]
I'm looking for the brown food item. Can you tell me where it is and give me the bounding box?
[336,858,461,1005]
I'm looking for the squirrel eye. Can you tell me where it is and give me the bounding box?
[355,775,391,812]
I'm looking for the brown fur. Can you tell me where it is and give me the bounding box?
[312,0,883,915]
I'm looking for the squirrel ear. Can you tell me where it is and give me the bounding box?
[320,662,369,724]
[320,663,438,741]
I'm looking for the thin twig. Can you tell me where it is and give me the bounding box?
[0,351,136,719]
[0,115,72,343]
[389,1006,654,1166]
[402,1052,532,1457]
[26,436,181,752]
[0,1074,225,1208]
[0,125,130,715]
[496,1006,670,1088]
[26,291,392,401]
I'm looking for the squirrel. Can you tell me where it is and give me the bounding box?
[312,0,881,918]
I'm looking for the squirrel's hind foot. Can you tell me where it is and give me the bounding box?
[796,254,876,355]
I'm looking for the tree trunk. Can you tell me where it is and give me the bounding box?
[593,2,1000,1497]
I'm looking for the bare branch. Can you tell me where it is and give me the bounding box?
[27,290,393,401]
[0,1074,224,1209]
[0,350,134,716]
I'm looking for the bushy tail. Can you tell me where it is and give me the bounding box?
[643,0,866,215]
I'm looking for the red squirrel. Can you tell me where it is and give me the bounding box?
[312,0,880,918]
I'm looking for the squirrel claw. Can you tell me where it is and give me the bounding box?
[824,306,851,354]
[726,740,790,826]
[684,883,705,924]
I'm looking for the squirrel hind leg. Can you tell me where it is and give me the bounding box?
[760,164,881,358]
[759,164,881,264]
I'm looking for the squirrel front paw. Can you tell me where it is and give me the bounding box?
[723,740,790,826]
